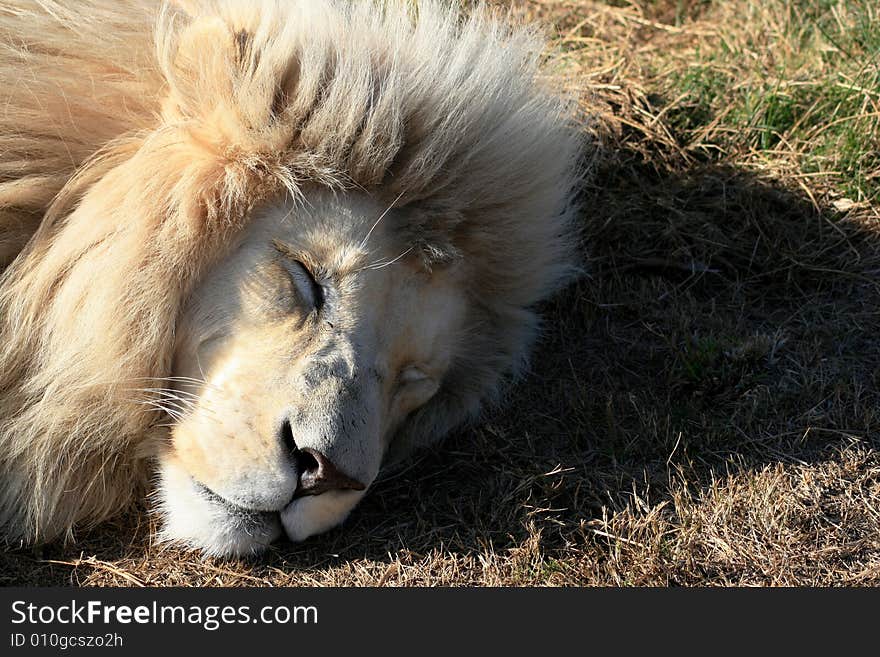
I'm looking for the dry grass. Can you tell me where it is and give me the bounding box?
[3,0,879,586]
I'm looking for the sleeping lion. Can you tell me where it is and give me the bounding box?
[0,0,583,556]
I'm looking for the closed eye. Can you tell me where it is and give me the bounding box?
[283,259,324,310]
[398,366,431,386]
[395,366,440,412]
[272,241,325,310]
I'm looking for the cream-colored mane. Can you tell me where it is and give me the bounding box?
[0,0,583,546]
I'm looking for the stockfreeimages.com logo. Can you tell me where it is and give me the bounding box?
[11,600,317,632]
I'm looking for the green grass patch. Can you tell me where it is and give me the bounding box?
[661,0,879,201]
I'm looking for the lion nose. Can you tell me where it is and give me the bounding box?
[293,447,367,497]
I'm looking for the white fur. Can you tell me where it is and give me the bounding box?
[156,458,282,557]
[281,491,367,543]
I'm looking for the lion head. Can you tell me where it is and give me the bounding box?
[0,0,584,556]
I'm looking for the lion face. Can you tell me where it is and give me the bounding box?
[156,191,467,555]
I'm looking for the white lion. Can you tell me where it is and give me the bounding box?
[0,0,584,556]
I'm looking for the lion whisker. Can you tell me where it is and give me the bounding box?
[130,387,201,403]
[359,190,405,251]
[142,375,218,390]
[127,393,198,413]
[133,400,187,421]
[362,246,414,271]
[124,376,226,396]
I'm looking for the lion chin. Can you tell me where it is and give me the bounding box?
[0,0,584,557]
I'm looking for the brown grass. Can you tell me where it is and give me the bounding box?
[2,0,879,586]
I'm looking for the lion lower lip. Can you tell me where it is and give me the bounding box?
[192,479,278,520]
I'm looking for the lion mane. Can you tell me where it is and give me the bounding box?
[0,0,583,546]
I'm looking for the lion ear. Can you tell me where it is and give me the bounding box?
[159,5,292,154]
[165,0,201,17]
[161,14,237,120]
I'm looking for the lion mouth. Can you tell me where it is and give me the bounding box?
[192,479,281,523]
